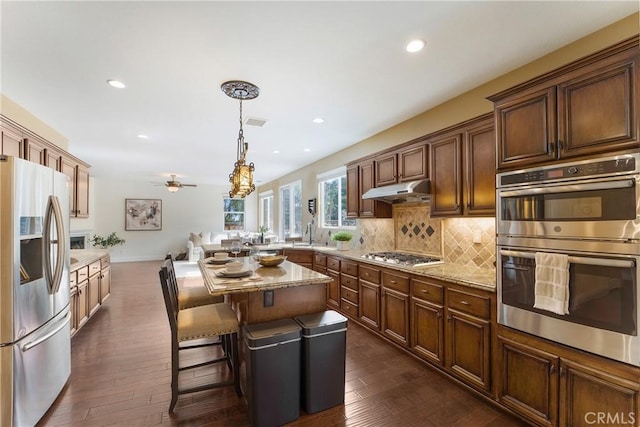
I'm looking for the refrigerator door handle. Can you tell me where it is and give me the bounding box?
[43,195,66,294]
[22,312,71,352]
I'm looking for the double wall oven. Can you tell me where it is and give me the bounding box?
[496,152,640,366]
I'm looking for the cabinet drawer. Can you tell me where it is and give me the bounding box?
[381,270,410,294]
[76,266,89,282]
[69,270,77,287]
[341,299,358,317]
[89,260,101,277]
[341,286,358,304]
[101,256,110,269]
[314,253,327,267]
[447,288,490,319]
[341,274,358,291]
[283,249,313,264]
[341,260,358,277]
[359,265,380,284]
[327,257,340,272]
[412,279,444,304]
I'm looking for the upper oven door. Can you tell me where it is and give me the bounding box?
[497,174,640,241]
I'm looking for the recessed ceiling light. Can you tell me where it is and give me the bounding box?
[312,118,324,124]
[107,79,126,89]
[405,39,425,53]
[304,148,311,152]
[137,134,148,139]
[273,150,280,154]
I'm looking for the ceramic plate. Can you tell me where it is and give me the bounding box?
[207,257,232,264]
[215,269,252,278]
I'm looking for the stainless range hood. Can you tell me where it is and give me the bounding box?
[361,179,430,203]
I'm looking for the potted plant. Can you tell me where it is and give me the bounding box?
[332,231,353,251]
[258,225,270,244]
[91,232,125,250]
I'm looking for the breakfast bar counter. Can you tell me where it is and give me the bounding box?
[198,257,330,325]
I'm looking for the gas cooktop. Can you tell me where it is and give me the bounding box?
[360,251,443,267]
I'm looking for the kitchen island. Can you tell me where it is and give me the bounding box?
[198,257,331,325]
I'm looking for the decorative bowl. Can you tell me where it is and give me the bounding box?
[258,255,287,267]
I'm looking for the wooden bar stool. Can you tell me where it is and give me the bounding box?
[159,259,241,413]
[164,255,224,309]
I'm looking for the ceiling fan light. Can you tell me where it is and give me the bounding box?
[167,185,179,193]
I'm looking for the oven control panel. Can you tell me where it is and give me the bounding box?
[499,154,638,187]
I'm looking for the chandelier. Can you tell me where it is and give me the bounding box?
[221,80,260,198]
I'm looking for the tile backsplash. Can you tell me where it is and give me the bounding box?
[351,203,496,269]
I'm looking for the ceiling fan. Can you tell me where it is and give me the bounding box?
[163,174,197,193]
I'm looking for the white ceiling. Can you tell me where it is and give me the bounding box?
[2,1,638,188]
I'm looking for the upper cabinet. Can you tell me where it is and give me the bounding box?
[430,114,495,217]
[375,143,428,186]
[346,159,392,219]
[1,115,90,218]
[490,37,640,171]
[346,165,359,218]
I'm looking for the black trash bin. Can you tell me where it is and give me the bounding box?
[294,310,348,414]
[243,318,301,427]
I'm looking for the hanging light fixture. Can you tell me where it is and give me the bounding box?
[221,80,260,198]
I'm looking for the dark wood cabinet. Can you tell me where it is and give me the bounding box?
[430,132,463,216]
[411,278,445,366]
[356,159,392,219]
[498,326,640,427]
[381,269,410,347]
[326,256,341,309]
[346,165,359,218]
[313,252,327,274]
[375,143,428,187]
[340,260,359,318]
[282,249,313,269]
[430,114,495,217]
[491,37,640,170]
[358,264,381,331]
[445,288,492,394]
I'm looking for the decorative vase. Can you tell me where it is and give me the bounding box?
[336,241,350,251]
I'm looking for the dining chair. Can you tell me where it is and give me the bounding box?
[158,259,242,412]
[164,255,223,309]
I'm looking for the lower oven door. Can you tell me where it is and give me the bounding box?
[497,238,639,366]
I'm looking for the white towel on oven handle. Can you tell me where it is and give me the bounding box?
[533,252,570,315]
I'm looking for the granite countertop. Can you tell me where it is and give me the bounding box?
[70,249,109,271]
[198,257,332,296]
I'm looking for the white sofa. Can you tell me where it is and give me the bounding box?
[186,231,278,262]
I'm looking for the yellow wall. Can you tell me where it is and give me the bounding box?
[257,13,639,226]
[0,94,69,150]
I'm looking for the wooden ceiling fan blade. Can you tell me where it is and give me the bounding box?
[182,184,198,187]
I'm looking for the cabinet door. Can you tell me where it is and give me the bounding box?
[45,148,61,171]
[498,336,558,427]
[24,138,46,165]
[430,133,462,216]
[88,274,101,316]
[558,55,639,159]
[464,119,495,216]
[411,298,444,366]
[559,359,640,427]
[446,309,491,393]
[398,143,428,183]
[1,125,23,157]
[326,269,340,309]
[77,282,89,329]
[70,287,78,337]
[75,164,90,217]
[100,267,111,303]
[60,157,77,216]
[359,160,376,218]
[381,287,410,347]
[375,152,397,186]
[359,280,380,331]
[346,165,359,218]
[495,86,557,170]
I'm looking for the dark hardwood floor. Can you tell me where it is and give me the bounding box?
[38,261,527,427]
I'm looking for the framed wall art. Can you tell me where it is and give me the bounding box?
[125,199,162,231]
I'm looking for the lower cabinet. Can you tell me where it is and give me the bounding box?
[282,248,313,269]
[70,255,111,337]
[381,269,410,347]
[498,327,640,427]
[359,264,381,331]
[326,256,341,309]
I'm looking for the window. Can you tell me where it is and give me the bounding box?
[259,191,273,233]
[279,180,302,239]
[318,167,356,228]
[223,197,245,230]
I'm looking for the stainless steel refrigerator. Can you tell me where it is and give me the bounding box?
[0,155,71,426]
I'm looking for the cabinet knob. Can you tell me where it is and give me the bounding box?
[390,280,396,284]
[548,141,556,155]
[459,300,470,305]
[421,289,429,294]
